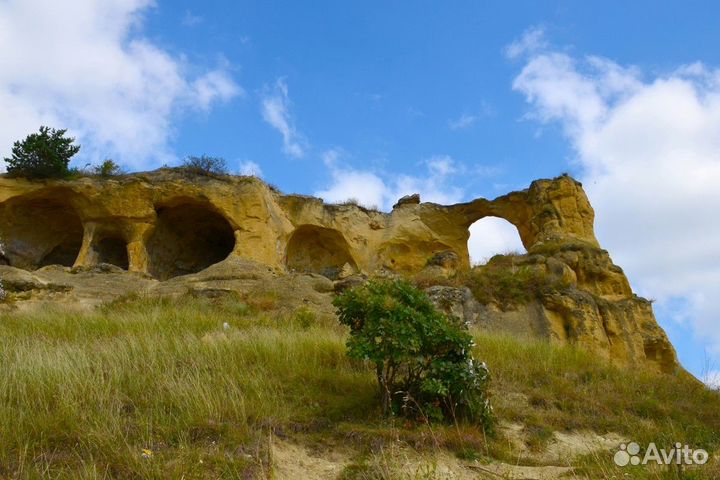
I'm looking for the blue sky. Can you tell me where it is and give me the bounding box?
[1,0,719,384]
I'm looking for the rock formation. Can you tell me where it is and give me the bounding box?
[0,170,678,373]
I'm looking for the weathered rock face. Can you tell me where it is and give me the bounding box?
[0,170,678,373]
[0,171,597,276]
[425,244,678,374]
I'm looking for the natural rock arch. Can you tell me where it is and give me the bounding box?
[286,225,357,278]
[146,200,236,280]
[0,193,84,270]
[467,216,526,265]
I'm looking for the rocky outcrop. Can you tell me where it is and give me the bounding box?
[0,171,596,276]
[0,170,678,373]
[424,244,678,374]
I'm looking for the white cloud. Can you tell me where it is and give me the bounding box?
[321,148,342,167]
[505,26,547,59]
[315,151,464,210]
[510,32,720,370]
[449,114,477,130]
[261,78,306,158]
[0,0,241,171]
[192,70,243,111]
[449,101,495,130]
[474,165,502,177]
[468,217,526,265]
[426,155,457,177]
[391,156,463,205]
[238,160,262,177]
[317,151,520,265]
[181,9,202,27]
[315,168,388,209]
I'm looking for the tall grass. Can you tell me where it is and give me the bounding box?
[0,297,717,478]
[475,332,720,478]
[0,297,375,478]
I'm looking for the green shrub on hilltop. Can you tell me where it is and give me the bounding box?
[333,278,493,428]
[4,126,80,179]
[93,158,123,177]
[181,155,228,176]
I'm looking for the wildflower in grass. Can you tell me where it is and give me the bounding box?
[141,449,153,459]
[223,322,230,330]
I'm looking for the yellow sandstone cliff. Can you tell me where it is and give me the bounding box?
[0,170,678,374]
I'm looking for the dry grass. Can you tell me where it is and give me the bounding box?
[476,331,720,478]
[0,297,718,478]
[0,297,375,478]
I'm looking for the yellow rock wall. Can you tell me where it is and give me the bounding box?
[0,171,679,373]
[0,172,598,276]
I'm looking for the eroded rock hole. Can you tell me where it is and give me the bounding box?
[643,340,676,374]
[147,203,235,280]
[468,216,526,265]
[0,196,83,270]
[286,225,357,279]
[94,237,129,270]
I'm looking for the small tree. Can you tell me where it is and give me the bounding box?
[4,126,80,179]
[181,155,228,176]
[93,159,123,178]
[333,279,493,427]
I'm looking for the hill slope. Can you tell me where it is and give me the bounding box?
[0,296,716,479]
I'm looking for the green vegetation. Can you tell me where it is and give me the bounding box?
[415,253,569,309]
[479,332,720,479]
[4,126,80,179]
[478,332,720,447]
[331,198,381,213]
[93,159,123,177]
[337,197,361,206]
[0,296,717,478]
[292,305,317,329]
[181,155,228,176]
[0,296,375,478]
[465,254,569,307]
[334,279,493,427]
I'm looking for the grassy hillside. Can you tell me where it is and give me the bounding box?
[0,296,717,479]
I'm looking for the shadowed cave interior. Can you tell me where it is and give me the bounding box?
[93,236,129,270]
[0,195,83,270]
[286,225,358,279]
[146,201,236,280]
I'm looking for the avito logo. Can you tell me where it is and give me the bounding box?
[614,442,709,467]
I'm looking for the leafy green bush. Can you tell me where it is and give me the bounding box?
[333,279,493,428]
[4,126,80,179]
[93,159,123,177]
[181,155,228,176]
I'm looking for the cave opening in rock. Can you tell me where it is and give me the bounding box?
[468,216,526,266]
[0,194,84,270]
[147,201,236,280]
[94,237,129,270]
[286,225,357,279]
